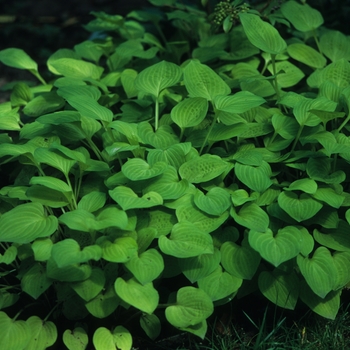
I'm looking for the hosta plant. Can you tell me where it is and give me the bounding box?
[1,0,350,348]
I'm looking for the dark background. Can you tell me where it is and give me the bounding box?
[0,0,349,83]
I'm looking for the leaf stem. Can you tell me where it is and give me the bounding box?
[199,112,218,155]
[290,124,304,154]
[337,114,350,133]
[155,96,160,131]
[270,54,280,102]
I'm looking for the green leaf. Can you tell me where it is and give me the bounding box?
[221,240,261,279]
[10,82,33,106]
[213,91,266,114]
[234,161,272,193]
[239,13,286,54]
[320,30,350,62]
[281,1,324,32]
[284,178,317,194]
[307,157,345,184]
[165,286,213,328]
[98,236,138,263]
[259,270,299,310]
[175,202,229,234]
[333,252,350,290]
[46,259,92,282]
[78,191,106,212]
[0,312,30,350]
[312,187,344,208]
[71,267,106,301]
[297,247,337,298]
[158,221,214,258]
[122,158,167,180]
[178,249,221,283]
[51,239,102,267]
[24,316,57,350]
[135,60,182,97]
[85,286,120,318]
[137,123,179,149]
[197,266,242,301]
[0,245,17,265]
[109,186,163,211]
[287,43,327,69]
[50,58,103,80]
[171,97,208,128]
[34,147,76,176]
[0,48,37,71]
[278,191,323,222]
[249,227,302,267]
[144,166,189,200]
[140,314,161,341]
[0,203,58,244]
[63,327,89,350]
[231,203,269,232]
[179,154,228,183]
[21,263,52,299]
[194,188,231,216]
[93,326,132,350]
[267,61,305,88]
[124,249,164,284]
[313,221,350,252]
[66,95,113,122]
[23,92,65,117]
[183,60,230,100]
[299,281,340,320]
[115,277,159,314]
[29,176,72,193]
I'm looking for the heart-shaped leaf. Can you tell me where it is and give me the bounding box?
[235,161,272,193]
[221,241,261,280]
[297,247,337,298]
[85,286,120,318]
[165,287,213,328]
[51,239,102,267]
[178,249,221,283]
[122,159,167,180]
[258,270,299,310]
[158,221,214,258]
[93,326,132,350]
[63,327,88,350]
[21,263,52,299]
[194,187,231,216]
[124,249,164,284]
[114,277,159,314]
[231,203,269,232]
[97,236,138,263]
[25,316,57,350]
[71,267,106,301]
[0,202,58,244]
[135,60,182,97]
[249,226,302,267]
[171,97,208,129]
[179,154,229,184]
[278,191,323,222]
[0,311,30,350]
[197,266,242,301]
[299,281,340,320]
[140,314,161,341]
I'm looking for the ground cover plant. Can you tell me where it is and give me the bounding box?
[1,0,350,348]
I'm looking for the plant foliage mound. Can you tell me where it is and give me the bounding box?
[1,0,350,348]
